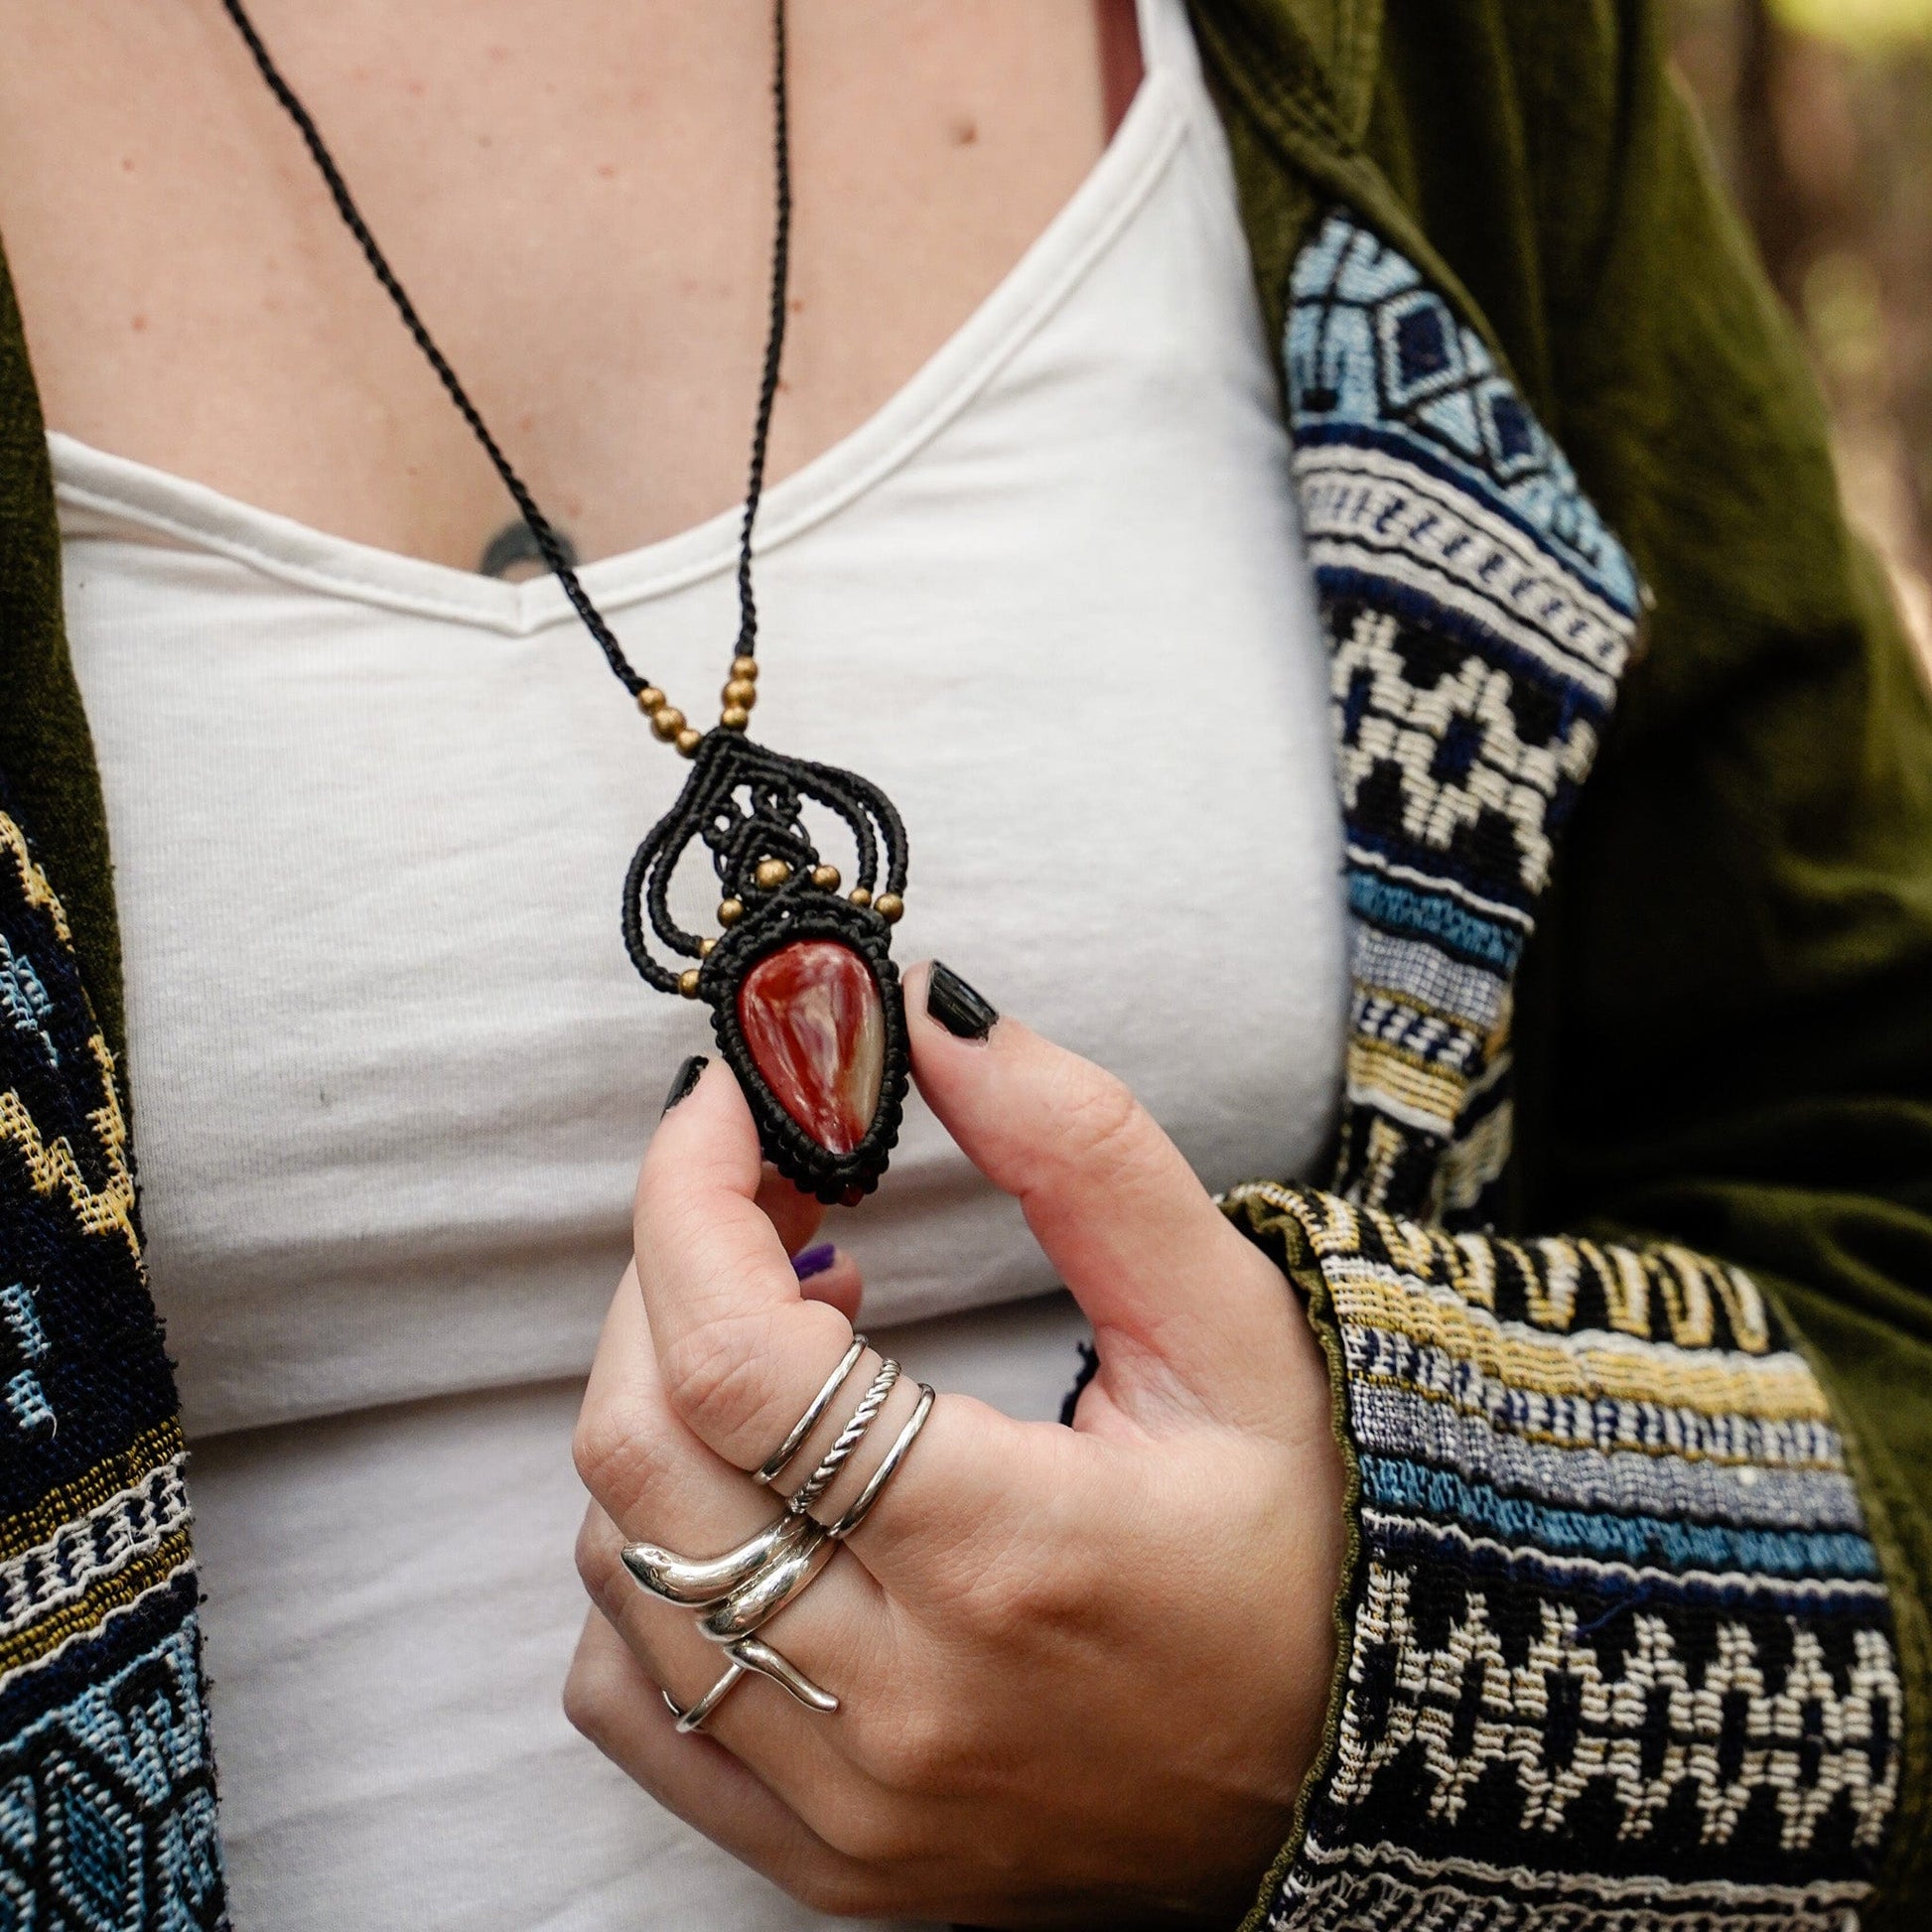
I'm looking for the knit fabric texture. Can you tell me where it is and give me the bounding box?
[1222,208,1899,1929]
[0,799,225,1926]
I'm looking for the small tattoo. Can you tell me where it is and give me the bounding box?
[1059,1339,1100,1427]
[480,519,578,581]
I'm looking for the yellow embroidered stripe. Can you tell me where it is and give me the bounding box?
[1327,1273,1831,1422]
[1345,1035,1467,1128]
[1227,1179,1773,1352]
[0,1418,185,1567]
[0,1533,196,1685]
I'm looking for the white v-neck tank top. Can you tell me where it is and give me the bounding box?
[56,3,1346,1924]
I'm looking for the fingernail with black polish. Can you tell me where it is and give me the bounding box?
[926,961,997,1042]
[792,1242,837,1282]
[660,1054,708,1116]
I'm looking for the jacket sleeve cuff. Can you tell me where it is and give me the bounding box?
[1222,1179,1901,1931]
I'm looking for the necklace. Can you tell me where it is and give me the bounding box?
[219,0,910,1205]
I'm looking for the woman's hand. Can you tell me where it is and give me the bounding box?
[566,962,1344,1927]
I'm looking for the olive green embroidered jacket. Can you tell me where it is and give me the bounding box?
[0,0,1926,1925]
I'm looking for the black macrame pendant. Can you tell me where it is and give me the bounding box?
[624,732,910,1204]
[217,1,903,1197]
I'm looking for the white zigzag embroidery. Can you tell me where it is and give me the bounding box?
[1331,1561,1900,1856]
[0,1458,192,1640]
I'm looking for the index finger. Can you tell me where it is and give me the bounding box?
[634,1058,895,1477]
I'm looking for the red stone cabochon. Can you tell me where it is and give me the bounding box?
[736,940,886,1156]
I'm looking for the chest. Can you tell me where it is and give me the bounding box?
[0,0,1112,569]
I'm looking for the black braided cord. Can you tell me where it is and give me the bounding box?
[737,0,791,663]
[216,0,794,694]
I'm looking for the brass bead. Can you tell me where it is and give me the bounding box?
[649,705,686,742]
[811,864,841,892]
[731,655,759,682]
[678,967,702,999]
[675,727,703,757]
[718,898,745,925]
[755,858,791,891]
[698,936,716,957]
[723,678,759,709]
[847,887,872,908]
[720,705,752,731]
[875,893,904,923]
[635,686,666,716]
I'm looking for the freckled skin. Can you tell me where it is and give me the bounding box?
[0,0,1128,571]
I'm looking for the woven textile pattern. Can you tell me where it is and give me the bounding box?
[1226,1185,1899,1930]
[1286,209,1645,1226]
[0,802,226,1930]
[1228,208,1900,1930]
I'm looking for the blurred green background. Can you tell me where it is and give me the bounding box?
[1671,0,1931,668]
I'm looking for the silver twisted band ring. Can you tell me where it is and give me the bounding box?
[663,1659,744,1734]
[786,1357,900,1514]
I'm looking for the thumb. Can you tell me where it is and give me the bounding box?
[903,960,1299,1427]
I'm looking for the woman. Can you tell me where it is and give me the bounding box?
[0,0,1923,1926]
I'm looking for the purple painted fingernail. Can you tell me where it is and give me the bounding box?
[791,1242,837,1282]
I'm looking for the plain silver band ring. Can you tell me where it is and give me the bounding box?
[756,1335,867,1485]
[787,1358,900,1514]
[828,1383,936,1540]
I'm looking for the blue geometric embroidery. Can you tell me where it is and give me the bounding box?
[0,1288,52,1442]
[0,1607,224,1931]
[0,795,224,1928]
[1289,213,1642,629]
[49,1757,142,1928]
[0,940,55,1070]
[0,1376,51,1444]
